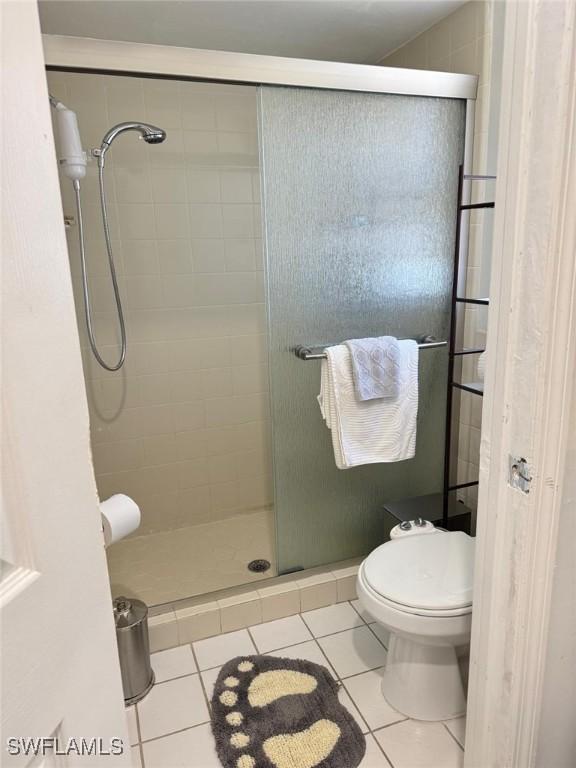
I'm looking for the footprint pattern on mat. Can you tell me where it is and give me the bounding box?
[211,655,366,768]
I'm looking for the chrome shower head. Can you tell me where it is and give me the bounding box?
[142,128,166,145]
[97,121,166,164]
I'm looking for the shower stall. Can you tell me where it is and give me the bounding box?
[45,38,476,609]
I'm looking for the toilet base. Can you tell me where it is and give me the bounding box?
[382,634,466,721]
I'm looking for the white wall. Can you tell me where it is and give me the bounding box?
[381,1,502,514]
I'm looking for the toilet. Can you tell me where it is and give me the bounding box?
[356,525,475,721]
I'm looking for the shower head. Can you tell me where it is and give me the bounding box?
[97,121,166,164]
[142,128,166,145]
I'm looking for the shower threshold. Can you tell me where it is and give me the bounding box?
[106,508,275,607]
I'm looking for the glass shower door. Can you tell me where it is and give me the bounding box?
[259,86,465,574]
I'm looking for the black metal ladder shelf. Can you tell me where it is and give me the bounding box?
[384,168,495,533]
[441,167,495,528]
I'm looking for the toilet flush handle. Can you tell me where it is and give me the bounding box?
[390,519,437,538]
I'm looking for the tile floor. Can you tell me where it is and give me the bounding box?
[128,600,465,768]
[108,509,275,605]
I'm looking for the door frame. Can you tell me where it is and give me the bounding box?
[465,1,576,765]
[39,16,576,762]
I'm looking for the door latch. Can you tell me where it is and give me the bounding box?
[509,456,532,493]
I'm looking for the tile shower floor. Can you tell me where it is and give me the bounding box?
[108,510,275,606]
[127,601,465,768]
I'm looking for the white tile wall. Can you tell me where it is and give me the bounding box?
[381,1,496,510]
[46,72,273,538]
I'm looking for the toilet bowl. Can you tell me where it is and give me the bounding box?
[357,528,474,721]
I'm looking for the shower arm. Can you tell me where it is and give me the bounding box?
[91,121,167,168]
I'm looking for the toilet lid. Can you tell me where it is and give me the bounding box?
[363,531,475,611]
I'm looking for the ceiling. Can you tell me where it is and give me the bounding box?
[38,0,466,65]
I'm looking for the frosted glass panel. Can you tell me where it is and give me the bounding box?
[259,86,465,574]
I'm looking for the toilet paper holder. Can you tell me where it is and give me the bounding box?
[100,493,141,546]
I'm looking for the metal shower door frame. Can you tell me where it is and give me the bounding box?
[42,35,477,313]
[43,32,477,566]
[42,36,478,387]
[41,32,477,271]
[42,34,477,99]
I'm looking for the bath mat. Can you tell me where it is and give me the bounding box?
[211,654,366,768]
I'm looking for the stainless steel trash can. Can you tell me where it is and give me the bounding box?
[113,596,155,705]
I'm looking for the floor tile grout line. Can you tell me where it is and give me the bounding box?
[335,674,372,736]
[302,618,379,708]
[337,663,386,683]
[348,599,371,625]
[297,611,370,643]
[136,741,145,768]
[148,670,198,686]
[300,599,365,621]
[305,622,366,641]
[298,612,348,687]
[179,601,365,660]
[185,627,389,689]
[252,614,387,683]
[442,720,466,752]
[133,703,143,744]
[300,616,368,639]
[248,617,314,654]
[340,663,389,681]
[365,622,390,651]
[136,643,213,749]
[368,717,412,768]
[134,704,144,765]
[128,702,145,768]
[370,717,411,735]
[371,735,395,768]
[146,638,200,685]
[193,627,257,672]
[139,719,212,746]
[279,613,376,739]
[190,641,213,717]
[194,619,368,670]
[244,625,260,655]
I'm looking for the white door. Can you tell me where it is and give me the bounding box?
[1,2,130,765]
[465,1,576,765]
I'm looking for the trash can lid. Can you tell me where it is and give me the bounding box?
[113,595,148,629]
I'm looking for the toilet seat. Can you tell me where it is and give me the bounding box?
[362,530,474,615]
[358,569,472,618]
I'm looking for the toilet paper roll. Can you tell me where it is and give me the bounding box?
[100,494,141,547]
[477,351,487,382]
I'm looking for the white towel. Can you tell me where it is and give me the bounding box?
[318,339,419,469]
[344,336,401,401]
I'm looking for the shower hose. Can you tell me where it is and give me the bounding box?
[73,162,126,371]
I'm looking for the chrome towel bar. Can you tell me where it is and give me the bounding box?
[294,336,447,360]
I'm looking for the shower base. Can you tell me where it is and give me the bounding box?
[106,509,275,607]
